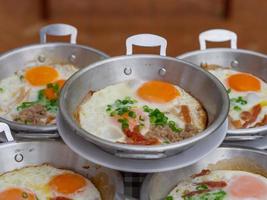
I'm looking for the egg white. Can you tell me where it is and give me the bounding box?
[0,164,101,200]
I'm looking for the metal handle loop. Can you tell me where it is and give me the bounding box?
[40,23,78,44]
[126,34,167,56]
[199,29,237,50]
[0,122,14,142]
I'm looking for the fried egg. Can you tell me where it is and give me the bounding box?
[0,164,101,200]
[78,80,207,145]
[205,66,267,129]
[167,170,267,200]
[0,64,77,125]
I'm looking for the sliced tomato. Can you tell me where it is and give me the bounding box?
[124,126,160,145]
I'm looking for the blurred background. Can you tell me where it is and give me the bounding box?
[0,0,267,56]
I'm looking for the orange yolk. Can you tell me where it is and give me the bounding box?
[227,73,261,92]
[25,66,59,86]
[229,175,267,198]
[137,80,180,103]
[0,188,36,200]
[48,173,87,195]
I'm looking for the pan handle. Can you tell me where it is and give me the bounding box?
[40,23,78,44]
[126,34,167,56]
[0,122,14,142]
[199,29,237,50]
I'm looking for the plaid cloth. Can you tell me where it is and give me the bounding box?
[121,172,147,198]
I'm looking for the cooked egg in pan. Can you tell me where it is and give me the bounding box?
[204,65,267,129]
[167,169,267,200]
[0,164,101,200]
[77,80,207,145]
[0,64,77,125]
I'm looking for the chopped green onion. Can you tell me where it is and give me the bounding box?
[168,121,183,133]
[143,105,153,113]
[17,102,36,111]
[226,88,231,94]
[233,105,241,111]
[0,88,3,93]
[110,111,116,117]
[165,196,173,200]
[149,108,168,126]
[128,111,136,118]
[196,184,208,191]
[236,96,247,105]
[184,190,226,200]
[118,118,129,130]
[47,82,59,93]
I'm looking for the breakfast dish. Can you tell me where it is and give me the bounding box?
[76,80,207,145]
[202,64,267,129]
[166,169,267,200]
[0,164,101,200]
[0,64,77,125]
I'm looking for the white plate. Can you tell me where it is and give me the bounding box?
[57,115,228,173]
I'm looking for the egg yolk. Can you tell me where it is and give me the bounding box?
[229,175,267,198]
[137,80,180,103]
[227,73,261,92]
[25,66,59,86]
[0,188,36,200]
[48,173,87,195]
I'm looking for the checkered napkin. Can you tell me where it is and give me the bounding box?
[121,172,147,198]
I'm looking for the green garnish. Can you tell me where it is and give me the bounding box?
[16,84,59,113]
[196,184,208,191]
[118,118,129,130]
[226,88,231,94]
[143,105,183,132]
[165,196,174,200]
[230,96,247,112]
[168,120,183,133]
[230,96,247,105]
[106,97,136,116]
[37,89,58,113]
[106,105,112,112]
[163,140,170,144]
[236,96,247,105]
[128,111,136,118]
[138,123,145,129]
[47,82,60,93]
[0,88,3,93]
[106,98,183,133]
[148,108,169,126]
[233,105,241,111]
[19,75,24,81]
[17,102,36,111]
[143,105,153,113]
[184,190,226,200]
